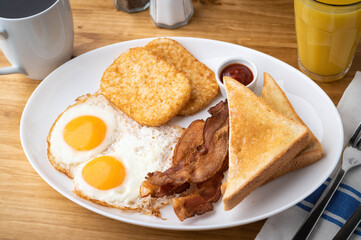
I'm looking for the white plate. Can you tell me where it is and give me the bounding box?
[20,37,343,230]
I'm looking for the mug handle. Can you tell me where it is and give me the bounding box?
[0,29,25,75]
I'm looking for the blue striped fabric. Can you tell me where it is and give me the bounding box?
[296,178,361,236]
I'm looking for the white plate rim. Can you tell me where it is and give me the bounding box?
[20,37,344,231]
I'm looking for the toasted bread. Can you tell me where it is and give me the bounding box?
[222,77,310,211]
[100,47,191,127]
[145,38,219,116]
[262,73,324,182]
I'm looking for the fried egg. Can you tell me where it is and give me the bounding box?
[72,113,183,214]
[48,93,183,215]
[47,94,122,178]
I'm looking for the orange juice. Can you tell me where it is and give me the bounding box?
[294,0,361,82]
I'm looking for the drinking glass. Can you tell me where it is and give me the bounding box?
[294,0,361,82]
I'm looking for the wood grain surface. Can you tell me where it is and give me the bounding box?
[1,0,360,239]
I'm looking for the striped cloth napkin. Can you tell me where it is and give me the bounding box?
[256,71,361,240]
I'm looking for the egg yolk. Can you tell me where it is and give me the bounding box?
[63,115,107,151]
[82,156,126,190]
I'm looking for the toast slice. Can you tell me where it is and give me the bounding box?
[222,77,310,211]
[262,73,324,182]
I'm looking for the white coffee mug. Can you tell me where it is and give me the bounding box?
[0,0,74,80]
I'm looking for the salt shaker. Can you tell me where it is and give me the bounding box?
[149,0,194,29]
[114,0,150,13]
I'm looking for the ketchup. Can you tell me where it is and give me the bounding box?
[220,63,253,86]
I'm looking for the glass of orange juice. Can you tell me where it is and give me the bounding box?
[294,0,361,82]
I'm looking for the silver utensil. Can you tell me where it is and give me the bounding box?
[332,203,361,240]
[292,123,361,240]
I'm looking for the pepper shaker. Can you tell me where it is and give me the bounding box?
[114,0,150,13]
[149,0,194,29]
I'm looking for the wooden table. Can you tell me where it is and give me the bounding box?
[1,0,360,239]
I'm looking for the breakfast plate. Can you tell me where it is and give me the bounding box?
[20,37,343,230]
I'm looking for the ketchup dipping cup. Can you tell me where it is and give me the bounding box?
[216,57,258,97]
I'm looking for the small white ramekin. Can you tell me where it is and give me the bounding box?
[216,57,258,97]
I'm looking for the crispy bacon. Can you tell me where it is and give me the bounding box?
[172,120,205,165]
[145,121,228,187]
[189,122,228,183]
[201,100,229,154]
[140,101,229,220]
[140,180,190,198]
[172,170,226,221]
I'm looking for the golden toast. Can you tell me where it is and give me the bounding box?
[262,73,324,182]
[222,77,310,211]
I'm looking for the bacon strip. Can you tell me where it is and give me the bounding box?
[172,170,226,221]
[189,122,228,183]
[172,120,205,165]
[140,101,229,220]
[141,122,228,198]
[140,180,190,199]
[201,100,229,154]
